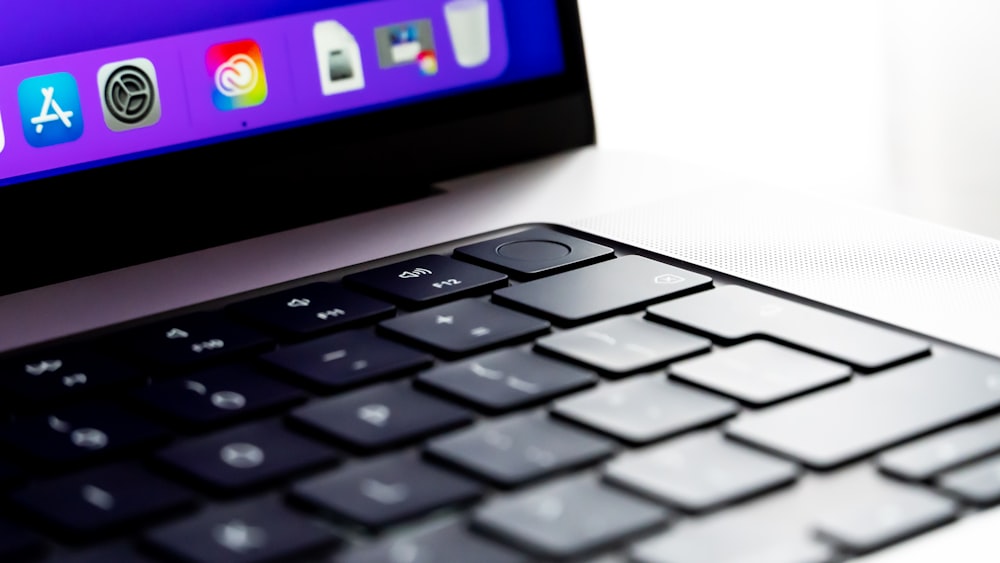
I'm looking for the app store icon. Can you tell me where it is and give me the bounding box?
[18,72,84,148]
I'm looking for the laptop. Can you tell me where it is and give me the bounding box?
[1,0,999,561]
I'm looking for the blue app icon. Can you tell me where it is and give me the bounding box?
[18,72,84,147]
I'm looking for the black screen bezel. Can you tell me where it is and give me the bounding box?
[0,0,593,296]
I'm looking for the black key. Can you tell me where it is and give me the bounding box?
[937,453,1000,506]
[0,348,143,407]
[552,374,739,444]
[132,364,306,431]
[0,459,23,488]
[155,419,339,495]
[344,254,508,308]
[669,341,851,406]
[144,496,338,563]
[9,462,196,539]
[339,518,528,563]
[536,315,710,376]
[426,412,615,487]
[0,519,43,561]
[877,415,1000,481]
[379,298,550,357]
[261,328,432,391]
[118,312,273,369]
[493,255,712,326]
[290,452,483,530]
[646,285,929,372]
[453,227,614,280]
[604,431,799,512]
[0,404,169,468]
[814,483,957,553]
[56,542,158,563]
[227,282,395,337]
[726,351,1000,469]
[473,476,668,559]
[289,382,473,451]
[416,348,596,413]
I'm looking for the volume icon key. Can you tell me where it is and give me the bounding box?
[398,268,433,279]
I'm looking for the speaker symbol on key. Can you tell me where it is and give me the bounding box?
[398,267,432,279]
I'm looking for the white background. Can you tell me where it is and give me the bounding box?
[579,0,1000,240]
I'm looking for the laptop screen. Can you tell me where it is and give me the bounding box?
[0,0,590,296]
[0,0,566,185]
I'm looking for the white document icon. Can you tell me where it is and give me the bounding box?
[313,20,365,96]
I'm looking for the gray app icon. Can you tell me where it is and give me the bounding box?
[375,19,436,69]
[97,58,161,132]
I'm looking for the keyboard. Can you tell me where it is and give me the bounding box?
[2,223,999,562]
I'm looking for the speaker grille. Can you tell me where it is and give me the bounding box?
[572,187,1000,356]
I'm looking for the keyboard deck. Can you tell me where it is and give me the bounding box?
[2,224,999,562]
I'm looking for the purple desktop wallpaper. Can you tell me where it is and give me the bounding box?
[0,0,564,183]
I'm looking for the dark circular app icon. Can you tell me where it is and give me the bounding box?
[104,65,156,125]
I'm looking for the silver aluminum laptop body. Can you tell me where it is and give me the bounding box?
[1,1,999,561]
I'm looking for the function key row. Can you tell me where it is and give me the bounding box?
[0,229,681,409]
[5,227,933,401]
